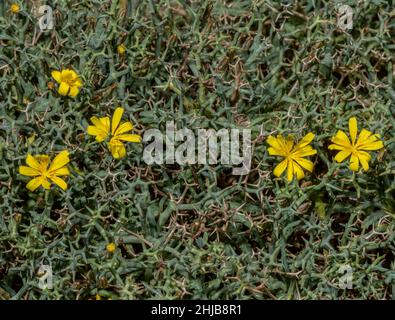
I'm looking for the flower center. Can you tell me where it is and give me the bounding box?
[349,143,358,155]
[62,74,77,86]
[41,168,49,178]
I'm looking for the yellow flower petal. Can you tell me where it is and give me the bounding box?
[358,140,384,151]
[51,70,62,83]
[355,151,371,171]
[19,166,40,176]
[358,156,369,171]
[355,129,372,147]
[114,122,133,136]
[292,145,317,157]
[267,147,286,156]
[357,150,371,162]
[349,117,358,145]
[287,160,294,181]
[349,154,359,171]
[51,167,70,176]
[293,157,314,172]
[35,155,49,171]
[109,139,126,159]
[334,150,351,163]
[58,82,70,96]
[273,159,287,177]
[277,135,293,154]
[87,125,108,142]
[70,70,78,80]
[42,178,51,190]
[295,132,315,149]
[115,134,141,143]
[111,107,124,135]
[49,176,68,190]
[90,117,109,133]
[26,154,41,170]
[99,117,110,133]
[267,136,283,150]
[293,162,305,180]
[49,151,70,172]
[74,79,83,87]
[68,86,79,97]
[268,135,294,156]
[328,144,346,151]
[284,135,294,153]
[61,69,74,79]
[87,125,100,135]
[26,177,43,192]
[331,130,351,148]
[90,117,102,128]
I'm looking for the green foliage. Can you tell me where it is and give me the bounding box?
[0,0,394,299]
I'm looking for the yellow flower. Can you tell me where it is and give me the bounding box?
[117,44,126,55]
[95,294,102,300]
[106,243,116,253]
[10,3,20,14]
[328,117,384,171]
[87,107,141,159]
[267,133,317,181]
[19,151,70,191]
[51,69,83,98]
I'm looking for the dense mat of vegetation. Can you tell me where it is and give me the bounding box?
[0,0,394,299]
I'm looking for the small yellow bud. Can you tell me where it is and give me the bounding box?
[106,242,116,253]
[47,81,55,90]
[10,4,20,14]
[117,44,126,55]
